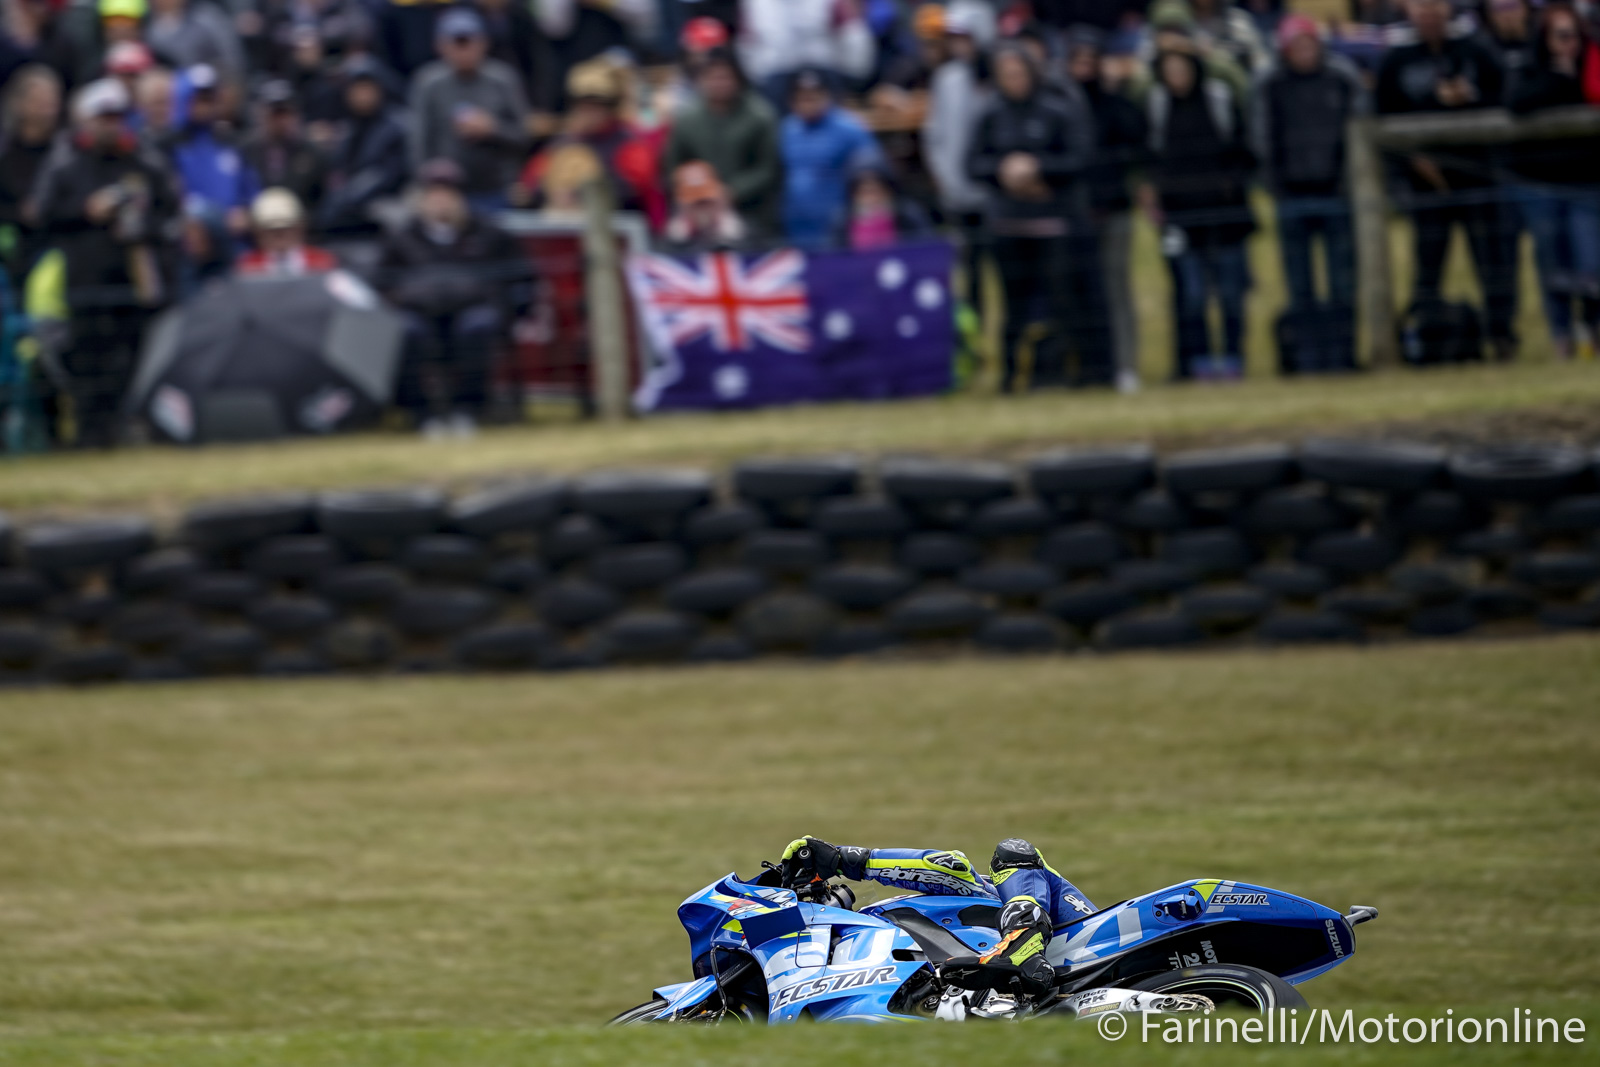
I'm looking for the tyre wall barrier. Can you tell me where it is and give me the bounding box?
[3,438,1599,684]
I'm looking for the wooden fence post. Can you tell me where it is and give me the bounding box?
[581,179,631,421]
[1347,115,1398,368]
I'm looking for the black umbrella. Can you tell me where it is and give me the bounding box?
[129,272,404,443]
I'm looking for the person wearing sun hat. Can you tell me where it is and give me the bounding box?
[235,187,337,277]
[514,58,664,223]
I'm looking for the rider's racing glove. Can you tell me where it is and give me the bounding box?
[980,898,1056,998]
[782,837,870,882]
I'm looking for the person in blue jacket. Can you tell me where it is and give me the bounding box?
[781,835,1094,995]
[778,68,884,250]
[168,63,260,290]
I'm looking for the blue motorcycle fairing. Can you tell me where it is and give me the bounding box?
[868,878,1356,987]
[671,873,931,1024]
[1049,878,1353,986]
[859,893,1004,954]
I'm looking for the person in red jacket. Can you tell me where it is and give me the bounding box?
[513,59,664,228]
[234,187,338,277]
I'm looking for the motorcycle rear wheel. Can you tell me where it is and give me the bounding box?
[1131,964,1308,1012]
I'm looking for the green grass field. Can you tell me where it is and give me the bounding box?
[4,358,1599,517]
[1,637,1596,1064]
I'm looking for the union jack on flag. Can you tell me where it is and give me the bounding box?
[628,250,811,352]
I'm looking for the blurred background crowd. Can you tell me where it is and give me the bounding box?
[0,0,1596,447]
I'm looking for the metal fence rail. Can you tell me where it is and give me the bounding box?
[1347,105,1600,367]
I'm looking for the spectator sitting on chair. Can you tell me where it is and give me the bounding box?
[780,68,884,251]
[241,80,328,216]
[1251,15,1366,343]
[31,77,177,447]
[316,56,409,236]
[235,188,337,277]
[377,158,521,439]
[662,161,748,253]
[408,6,530,215]
[832,159,933,251]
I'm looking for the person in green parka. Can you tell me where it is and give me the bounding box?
[660,47,782,241]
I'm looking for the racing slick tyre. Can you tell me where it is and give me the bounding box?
[732,455,860,507]
[1131,964,1308,1013]
[1115,490,1191,533]
[682,504,766,546]
[572,468,713,525]
[1026,443,1156,501]
[447,478,567,538]
[740,530,830,575]
[608,998,670,1026]
[967,497,1055,538]
[317,487,447,545]
[1298,438,1446,493]
[182,492,313,554]
[1036,522,1122,572]
[1162,444,1295,497]
[24,517,155,573]
[1448,444,1591,502]
[811,496,912,540]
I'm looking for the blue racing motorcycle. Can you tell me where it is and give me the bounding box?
[611,858,1377,1024]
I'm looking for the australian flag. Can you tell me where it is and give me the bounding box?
[627,242,955,412]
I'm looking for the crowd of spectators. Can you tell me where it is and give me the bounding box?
[0,0,1595,445]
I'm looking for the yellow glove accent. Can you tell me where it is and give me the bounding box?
[781,838,811,861]
[1009,933,1046,966]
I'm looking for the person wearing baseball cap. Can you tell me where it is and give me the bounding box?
[780,66,883,249]
[880,4,950,91]
[33,76,178,446]
[410,3,529,210]
[316,55,410,235]
[1255,13,1366,370]
[662,160,748,253]
[241,80,328,214]
[235,187,337,277]
[376,156,522,438]
[170,63,258,291]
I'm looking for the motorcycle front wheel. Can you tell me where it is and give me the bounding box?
[608,998,670,1025]
[1131,964,1309,1012]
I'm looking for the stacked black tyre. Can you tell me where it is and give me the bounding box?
[0,439,1594,683]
